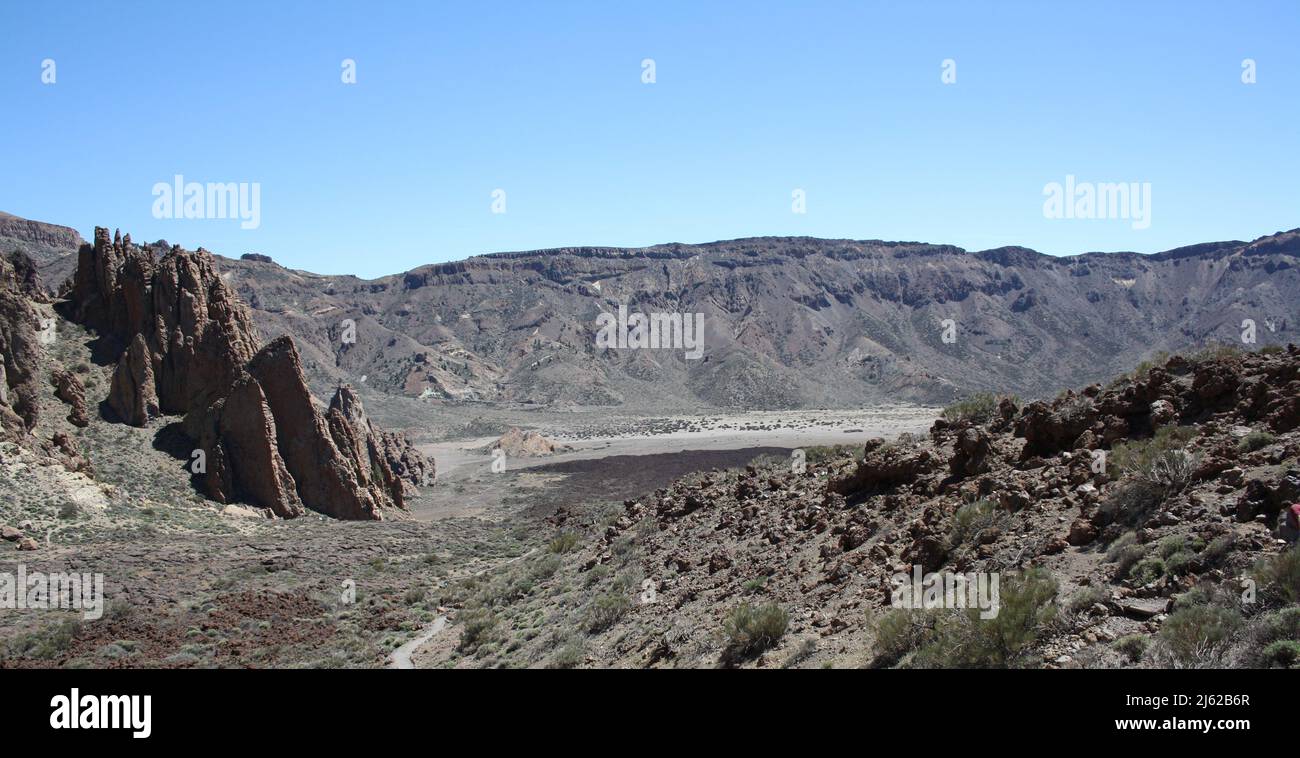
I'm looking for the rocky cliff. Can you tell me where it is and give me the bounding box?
[60,227,433,520]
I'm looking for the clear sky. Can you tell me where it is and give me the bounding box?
[2,0,1297,277]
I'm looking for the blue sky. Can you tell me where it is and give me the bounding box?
[2,0,1297,277]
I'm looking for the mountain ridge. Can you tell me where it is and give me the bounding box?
[4,211,1299,412]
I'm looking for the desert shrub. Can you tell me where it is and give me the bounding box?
[583,563,611,588]
[548,531,581,554]
[547,639,585,669]
[723,602,789,659]
[1237,429,1276,454]
[1129,556,1167,585]
[1241,607,1300,667]
[1256,607,1300,641]
[1109,426,1196,477]
[1104,531,1139,560]
[803,444,857,465]
[1099,480,1167,526]
[457,608,498,653]
[1260,640,1300,668]
[1114,634,1150,663]
[948,499,1006,547]
[1252,549,1300,605]
[1157,604,1243,663]
[1201,534,1236,566]
[875,569,1057,668]
[1258,344,1284,355]
[871,609,935,666]
[1187,343,1241,364]
[1067,586,1108,613]
[1110,544,1148,580]
[1165,551,1196,576]
[584,592,631,633]
[941,393,999,425]
[1,618,82,660]
[1158,535,1188,558]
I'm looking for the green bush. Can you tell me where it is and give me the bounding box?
[872,608,934,666]
[1114,634,1149,663]
[723,602,789,659]
[1237,429,1277,454]
[1260,640,1300,669]
[1100,480,1168,526]
[457,608,498,653]
[1110,544,1148,580]
[941,393,999,425]
[1109,426,1196,477]
[1067,586,1108,613]
[874,569,1058,669]
[548,531,581,554]
[948,499,1007,547]
[1158,604,1243,663]
[1129,556,1167,585]
[1252,549,1300,605]
[1201,534,1235,566]
[584,592,631,633]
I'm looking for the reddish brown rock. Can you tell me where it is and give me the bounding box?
[51,368,89,427]
[108,334,159,425]
[0,254,42,435]
[64,227,422,520]
[191,375,304,518]
[829,439,936,496]
[949,427,992,479]
[249,337,395,520]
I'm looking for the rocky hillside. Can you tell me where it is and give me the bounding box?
[0,212,83,267]
[432,345,1300,668]
[123,230,1300,411]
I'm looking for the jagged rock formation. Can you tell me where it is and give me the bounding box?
[62,227,433,520]
[0,252,44,437]
[50,368,89,427]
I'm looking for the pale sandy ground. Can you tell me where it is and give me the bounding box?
[412,406,938,521]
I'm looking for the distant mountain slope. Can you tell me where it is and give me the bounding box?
[215,232,1299,409]
[0,212,84,286]
[12,213,1300,410]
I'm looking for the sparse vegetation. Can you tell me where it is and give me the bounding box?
[871,569,1058,668]
[948,499,1006,547]
[1114,634,1149,663]
[941,393,999,425]
[722,602,789,660]
[1157,604,1243,664]
[1237,429,1276,454]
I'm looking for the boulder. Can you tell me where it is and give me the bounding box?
[51,368,89,427]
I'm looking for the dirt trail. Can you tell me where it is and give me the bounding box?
[387,548,539,669]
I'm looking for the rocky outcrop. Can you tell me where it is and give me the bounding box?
[51,368,89,427]
[829,438,937,496]
[949,427,992,478]
[108,334,158,425]
[64,227,426,520]
[0,253,43,437]
[190,374,304,519]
